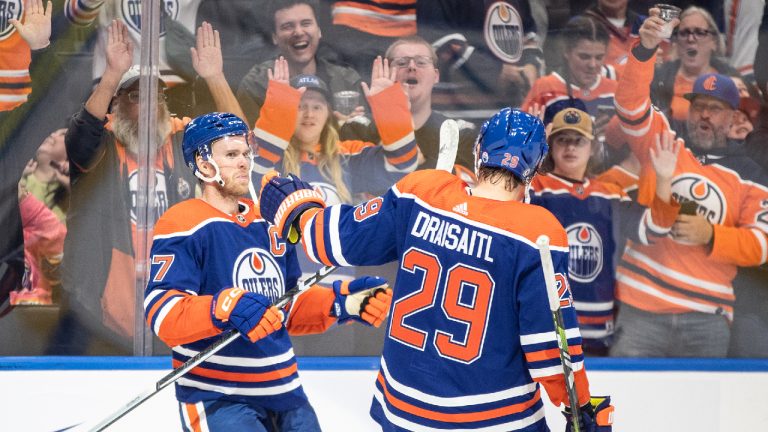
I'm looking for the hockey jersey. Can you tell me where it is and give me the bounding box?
[0,1,31,111]
[294,170,592,431]
[522,72,617,119]
[252,80,416,284]
[65,0,202,85]
[530,173,678,349]
[331,0,417,38]
[614,46,768,318]
[145,198,334,411]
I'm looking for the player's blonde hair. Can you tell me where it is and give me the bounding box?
[283,113,352,204]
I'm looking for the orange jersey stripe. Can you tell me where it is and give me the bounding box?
[377,374,541,423]
[172,360,298,383]
[525,344,584,364]
[387,146,418,166]
[312,210,333,266]
[183,403,203,432]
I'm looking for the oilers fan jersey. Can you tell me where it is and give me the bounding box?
[530,173,678,349]
[294,170,592,431]
[145,198,319,412]
[614,46,768,319]
[522,72,617,119]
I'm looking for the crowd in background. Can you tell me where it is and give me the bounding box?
[1,0,767,360]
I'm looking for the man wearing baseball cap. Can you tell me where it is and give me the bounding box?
[608,7,768,358]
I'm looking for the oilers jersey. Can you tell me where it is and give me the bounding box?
[294,170,592,431]
[614,46,768,319]
[145,198,334,411]
[522,72,617,119]
[530,173,678,349]
[0,1,31,111]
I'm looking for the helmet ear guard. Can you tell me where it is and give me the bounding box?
[474,108,548,184]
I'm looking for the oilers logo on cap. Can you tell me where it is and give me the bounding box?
[233,248,285,302]
[564,110,581,124]
[671,175,726,225]
[0,0,23,41]
[566,223,603,283]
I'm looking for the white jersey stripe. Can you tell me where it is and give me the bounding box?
[178,375,301,396]
[172,346,296,367]
[329,205,351,266]
[623,248,732,294]
[154,296,183,335]
[372,390,546,432]
[380,358,537,407]
[573,300,614,312]
[520,327,581,345]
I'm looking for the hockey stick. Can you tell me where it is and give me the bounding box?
[436,119,460,172]
[87,264,338,432]
[536,235,581,432]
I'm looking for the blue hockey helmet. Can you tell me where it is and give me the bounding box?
[182,112,253,183]
[474,108,547,184]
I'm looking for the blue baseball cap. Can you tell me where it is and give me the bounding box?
[290,74,330,99]
[683,73,740,110]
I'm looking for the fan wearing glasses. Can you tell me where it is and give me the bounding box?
[650,6,741,127]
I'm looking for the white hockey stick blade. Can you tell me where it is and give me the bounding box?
[436,119,460,172]
[536,235,561,312]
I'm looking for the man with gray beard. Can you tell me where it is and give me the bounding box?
[49,20,196,354]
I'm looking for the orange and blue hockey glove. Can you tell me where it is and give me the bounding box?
[564,396,614,432]
[259,171,325,244]
[331,276,392,327]
[211,288,283,342]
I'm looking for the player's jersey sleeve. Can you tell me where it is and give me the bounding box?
[711,180,768,266]
[251,81,302,175]
[297,189,401,268]
[144,217,221,347]
[516,224,591,408]
[283,285,337,336]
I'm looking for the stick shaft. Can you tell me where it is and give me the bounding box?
[436,119,460,172]
[88,265,337,432]
[536,235,581,432]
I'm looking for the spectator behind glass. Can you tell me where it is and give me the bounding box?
[0,0,52,317]
[64,0,203,116]
[340,35,477,182]
[236,0,363,127]
[611,7,768,357]
[650,6,739,126]
[420,0,544,111]
[529,107,680,356]
[11,128,69,306]
[522,15,617,147]
[583,0,648,78]
[52,20,197,354]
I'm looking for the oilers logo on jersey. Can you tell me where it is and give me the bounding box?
[121,0,178,36]
[671,174,726,225]
[232,248,285,302]
[566,223,603,283]
[311,181,342,206]
[0,0,22,41]
[484,1,524,63]
[128,169,169,223]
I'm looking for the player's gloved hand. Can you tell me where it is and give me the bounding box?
[331,276,392,327]
[259,170,325,243]
[211,288,283,342]
[563,396,614,432]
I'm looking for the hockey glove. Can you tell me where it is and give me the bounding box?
[260,171,325,243]
[211,288,283,343]
[331,276,392,327]
[563,396,614,432]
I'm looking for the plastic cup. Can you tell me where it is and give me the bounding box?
[333,90,360,116]
[655,4,682,39]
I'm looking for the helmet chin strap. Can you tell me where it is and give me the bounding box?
[195,158,225,186]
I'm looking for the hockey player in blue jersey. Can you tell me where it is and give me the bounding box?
[143,112,392,431]
[260,108,614,431]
